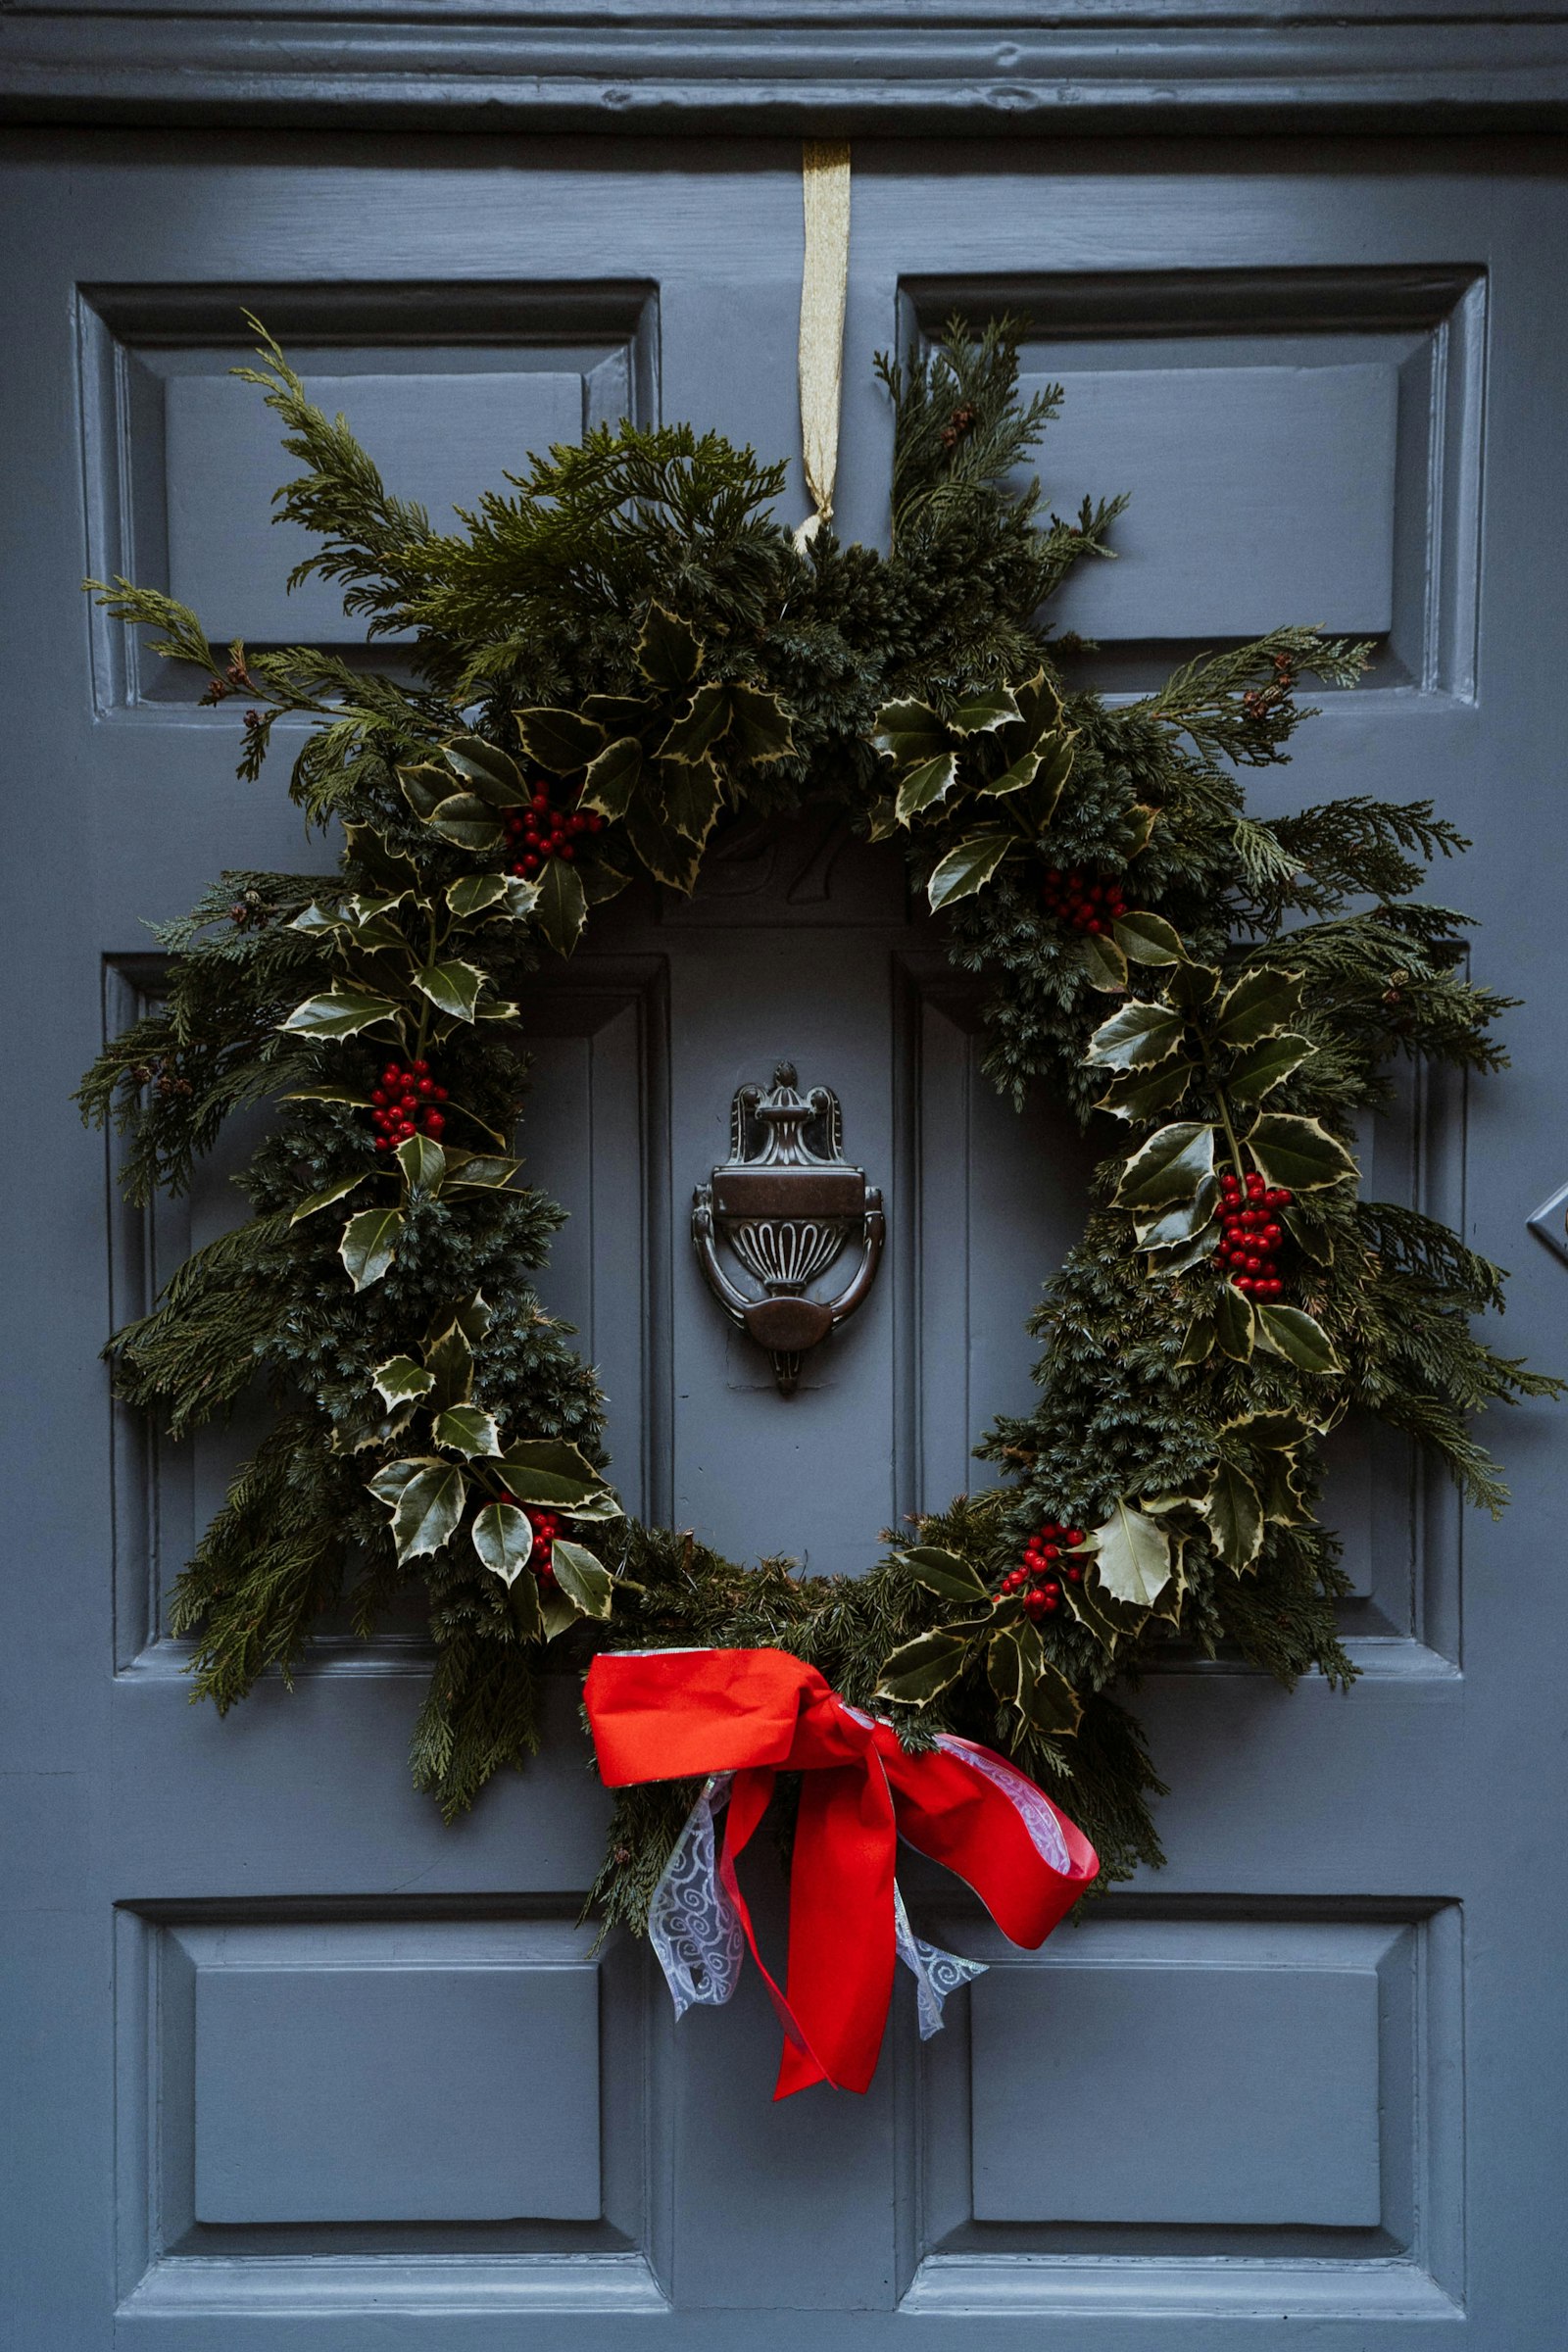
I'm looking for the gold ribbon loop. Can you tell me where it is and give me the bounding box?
[797,140,851,544]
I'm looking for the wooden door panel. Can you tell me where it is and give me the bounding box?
[3,132,1564,2346]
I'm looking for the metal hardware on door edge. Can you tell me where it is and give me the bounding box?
[692,1062,885,1396]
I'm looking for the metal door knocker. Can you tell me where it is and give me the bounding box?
[692,1062,885,1395]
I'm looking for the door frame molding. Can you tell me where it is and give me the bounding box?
[4,5,1568,133]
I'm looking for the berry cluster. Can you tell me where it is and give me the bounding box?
[997,1523,1087,1621]
[1040,868,1128,935]
[370,1059,448,1152]
[503,788,607,878]
[1215,1168,1296,1297]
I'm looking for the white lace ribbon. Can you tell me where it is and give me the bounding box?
[646,1773,746,2020]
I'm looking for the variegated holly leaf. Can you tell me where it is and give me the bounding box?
[1091,1501,1173,1609]
[1253,1302,1343,1374]
[877,1627,972,1707]
[550,1540,613,1619]
[1213,966,1302,1048]
[927,830,1014,909]
[395,1134,446,1195]
[1200,1459,1264,1570]
[340,1206,403,1291]
[1247,1113,1359,1195]
[280,987,399,1040]
[433,1403,503,1457]
[372,1354,435,1410]
[532,858,589,956]
[471,1499,533,1586]
[579,735,643,821]
[414,959,483,1023]
[513,706,607,774]
[895,752,958,823]
[871,698,950,766]
[902,1546,991,1605]
[636,603,703,692]
[1114,1120,1215,1213]
[1081,931,1129,993]
[368,1456,467,1563]
[1214,1278,1255,1362]
[427,794,506,854]
[949,685,1020,735]
[446,872,511,918]
[289,1172,369,1224]
[1226,1032,1316,1102]
[1113,911,1187,967]
[442,735,526,807]
[1087,999,1186,1071]
[1096,1060,1195,1122]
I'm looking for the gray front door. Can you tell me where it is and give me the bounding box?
[4,130,1566,2347]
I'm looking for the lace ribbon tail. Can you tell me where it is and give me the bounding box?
[645,1773,746,2021]
[893,1881,988,2041]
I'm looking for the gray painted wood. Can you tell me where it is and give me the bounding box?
[8,8,1568,132]
[1,126,1565,2348]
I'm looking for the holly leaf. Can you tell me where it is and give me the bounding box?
[658,681,730,765]
[902,1545,991,1605]
[442,873,504,920]
[282,1082,375,1107]
[927,830,1014,910]
[950,685,1019,735]
[288,1172,369,1224]
[1030,732,1077,821]
[895,752,958,823]
[1081,931,1129,993]
[1214,1278,1255,1361]
[876,1627,973,1708]
[1019,1659,1084,1740]
[636,603,703,692]
[1177,1316,1215,1365]
[662,758,722,848]
[980,743,1045,799]
[551,1539,613,1620]
[415,960,483,1023]
[622,801,705,892]
[726,682,795,763]
[442,735,526,807]
[1254,1302,1343,1375]
[472,1499,533,1586]
[490,1465,603,1511]
[290,900,346,935]
[433,1402,503,1457]
[372,1354,435,1409]
[497,1438,600,1482]
[1200,1459,1264,1570]
[395,1134,446,1194]
[1135,1184,1217,1251]
[443,1152,522,1191]
[1113,911,1187,967]
[872,698,950,765]
[581,858,632,907]
[1086,999,1186,1071]
[1096,1060,1194,1121]
[1213,966,1303,1048]
[397,762,450,821]
[280,987,399,1040]
[339,1206,403,1291]
[532,858,589,956]
[1092,1501,1173,1609]
[1247,1113,1359,1195]
[372,1458,467,1564]
[423,1321,474,1411]
[513,706,607,774]
[426,795,506,854]
[1226,1032,1316,1102]
[579,735,643,822]
[1114,1120,1214,1213]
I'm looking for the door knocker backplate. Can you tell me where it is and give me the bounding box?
[691,1062,885,1395]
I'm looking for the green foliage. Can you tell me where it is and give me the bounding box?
[81,316,1557,1919]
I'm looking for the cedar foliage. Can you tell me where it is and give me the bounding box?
[80,318,1555,1907]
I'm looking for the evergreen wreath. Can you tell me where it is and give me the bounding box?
[80,318,1555,1928]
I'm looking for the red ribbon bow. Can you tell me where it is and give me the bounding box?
[584,1645,1098,2099]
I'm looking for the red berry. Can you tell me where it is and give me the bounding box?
[424,1111,445,1136]
[1066,1564,1083,1584]
[1065,1529,1084,1548]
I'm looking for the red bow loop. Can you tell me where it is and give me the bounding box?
[584,1646,1097,2100]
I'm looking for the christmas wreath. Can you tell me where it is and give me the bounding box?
[81,319,1552,1937]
